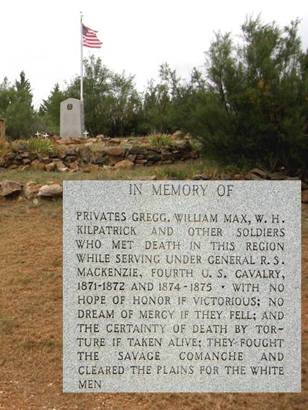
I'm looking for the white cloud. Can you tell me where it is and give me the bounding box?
[1,0,307,107]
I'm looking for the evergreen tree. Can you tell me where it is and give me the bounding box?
[3,71,35,138]
[187,17,308,171]
[39,84,67,134]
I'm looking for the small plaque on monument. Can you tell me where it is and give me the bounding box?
[60,98,84,138]
[63,181,301,392]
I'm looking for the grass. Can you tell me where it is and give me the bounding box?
[0,175,307,409]
[149,133,173,147]
[25,137,55,155]
[0,315,15,335]
[0,158,246,185]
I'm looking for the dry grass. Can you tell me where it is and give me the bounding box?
[0,158,246,185]
[0,198,307,409]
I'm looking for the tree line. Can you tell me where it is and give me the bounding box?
[0,17,307,172]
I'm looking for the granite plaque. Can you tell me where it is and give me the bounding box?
[63,181,301,392]
[60,98,84,138]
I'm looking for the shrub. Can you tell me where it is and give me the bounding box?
[190,18,308,173]
[149,133,173,148]
[26,137,55,155]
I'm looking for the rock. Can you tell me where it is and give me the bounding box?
[45,162,57,172]
[39,156,52,164]
[38,184,63,198]
[114,159,134,170]
[102,146,126,157]
[139,175,157,180]
[248,168,268,179]
[44,159,66,172]
[302,190,308,204]
[127,154,137,162]
[268,172,287,180]
[78,146,92,163]
[245,172,262,180]
[24,181,42,199]
[68,161,80,172]
[192,174,210,180]
[108,138,123,145]
[31,159,45,170]
[233,174,244,180]
[52,159,68,172]
[0,180,22,197]
[172,140,191,149]
[171,130,185,140]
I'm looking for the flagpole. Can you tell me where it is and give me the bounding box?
[80,11,84,102]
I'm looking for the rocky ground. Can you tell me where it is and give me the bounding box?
[1,166,308,203]
[0,133,198,172]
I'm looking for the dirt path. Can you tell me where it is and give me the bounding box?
[0,200,307,410]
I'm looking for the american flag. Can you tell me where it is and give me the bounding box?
[82,24,102,48]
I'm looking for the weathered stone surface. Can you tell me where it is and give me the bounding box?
[24,181,41,199]
[63,181,301,393]
[269,172,288,180]
[68,161,80,172]
[0,180,22,197]
[45,162,57,172]
[192,174,210,180]
[53,159,67,172]
[101,146,126,157]
[60,98,84,138]
[0,134,199,171]
[233,174,245,180]
[135,159,148,165]
[31,159,46,170]
[249,168,268,179]
[113,159,134,169]
[38,184,63,198]
[171,130,186,139]
[78,146,92,163]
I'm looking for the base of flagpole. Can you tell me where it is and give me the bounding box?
[80,100,85,135]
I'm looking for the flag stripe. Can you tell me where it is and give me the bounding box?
[82,23,102,48]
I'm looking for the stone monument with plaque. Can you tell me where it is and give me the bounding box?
[63,180,301,393]
[60,98,84,138]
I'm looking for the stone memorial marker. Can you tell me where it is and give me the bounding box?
[63,181,301,392]
[60,98,84,138]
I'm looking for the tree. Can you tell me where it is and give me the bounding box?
[1,71,35,138]
[66,56,141,136]
[141,63,184,133]
[187,17,308,172]
[39,84,67,134]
